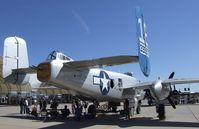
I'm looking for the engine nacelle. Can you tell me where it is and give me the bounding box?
[150,80,171,101]
[37,60,63,83]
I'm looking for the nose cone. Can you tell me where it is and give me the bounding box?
[37,62,51,82]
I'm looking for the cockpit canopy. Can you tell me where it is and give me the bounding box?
[46,50,73,61]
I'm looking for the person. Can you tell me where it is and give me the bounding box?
[83,102,88,114]
[61,105,70,119]
[50,99,58,110]
[19,98,24,114]
[33,98,37,105]
[75,104,82,120]
[42,98,47,110]
[22,98,27,114]
[39,98,43,110]
[75,99,82,120]
[124,99,130,119]
[31,104,38,118]
[72,100,76,114]
[50,99,59,118]
[25,98,29,114]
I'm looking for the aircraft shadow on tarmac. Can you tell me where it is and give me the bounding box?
[1,113,199,129]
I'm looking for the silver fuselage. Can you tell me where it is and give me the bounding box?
[37,59,141,101]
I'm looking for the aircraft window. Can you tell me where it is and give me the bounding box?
[110,79,114,88]
[118,78,123,88]
[58,54,63,60]
[46,51,57,60]
[59,55,63,60]
[63,56,68,60]
[62,55,70,61]
[46,51,71,61]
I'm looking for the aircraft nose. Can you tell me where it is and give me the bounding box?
[37,62,51,82]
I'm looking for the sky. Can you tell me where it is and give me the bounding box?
[0,0,199,92]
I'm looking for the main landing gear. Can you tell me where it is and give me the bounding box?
[156,104,165,120]
[88,104,96,118]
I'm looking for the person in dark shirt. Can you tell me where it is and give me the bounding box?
[61,105,70,119]
[124,99,130,119]
[42,98,47,110]
[50,99,59,118]
[19,98,24,114]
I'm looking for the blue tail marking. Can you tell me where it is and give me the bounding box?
[135,7,150,77]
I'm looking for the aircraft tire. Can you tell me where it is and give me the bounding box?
[88,105,96,118]
[158,104,165,120]
[136,100,141,114]
[112,106,117,112]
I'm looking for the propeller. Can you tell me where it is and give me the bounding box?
[168,96,176,109]
[168,72,175,79]
[167,72,177,109]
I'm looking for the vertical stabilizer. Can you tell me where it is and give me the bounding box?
[3,36,30,84]
[135,7,150,77]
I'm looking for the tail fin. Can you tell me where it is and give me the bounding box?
[135,7,150,77]
[3,36,30,84]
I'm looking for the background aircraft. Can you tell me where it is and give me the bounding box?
[2,7,199,120]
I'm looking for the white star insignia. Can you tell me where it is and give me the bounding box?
[100,74,109,91]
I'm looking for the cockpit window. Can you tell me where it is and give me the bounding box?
[46,50,72,61]
[59,55,70,60]
[47,51,57,60]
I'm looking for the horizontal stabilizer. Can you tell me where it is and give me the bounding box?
[12,67,37,74]
[65,55,138,69]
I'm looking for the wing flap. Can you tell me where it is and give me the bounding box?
[65,55,138,69]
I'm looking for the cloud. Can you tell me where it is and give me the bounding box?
[72,10,90,34]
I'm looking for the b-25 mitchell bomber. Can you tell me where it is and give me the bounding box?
[2,7,199,119]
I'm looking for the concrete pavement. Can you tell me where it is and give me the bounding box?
[0,104,198,129]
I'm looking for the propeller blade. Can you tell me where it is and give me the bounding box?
[168,72,175,79]
[168,97,176,109]
[173,85,176,90]
[172,90,179,96]
[168,72,175,93]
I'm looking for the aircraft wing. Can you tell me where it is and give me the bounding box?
[65,55,138,69]
[128,81,155,90]
[161,78,199,85]
[12,55,138,73]
[124,78,199,90]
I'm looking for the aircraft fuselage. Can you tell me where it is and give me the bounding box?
[37,60,140,101]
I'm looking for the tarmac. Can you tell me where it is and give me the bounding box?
[0,104,198,129]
